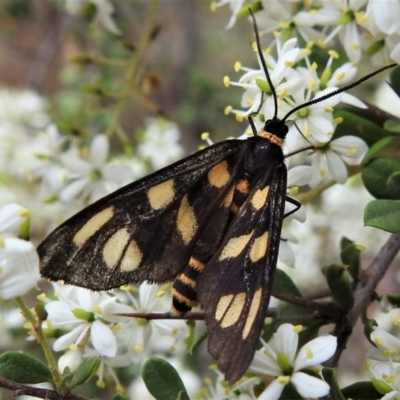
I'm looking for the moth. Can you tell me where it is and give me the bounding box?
[37,13,396,383]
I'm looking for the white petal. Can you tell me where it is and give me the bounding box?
[287,165,312,187]
[53,324,88,351]
[326,151,348,184]
[295,335,337,370]
[278,240,295,268]
[59,178,89,202]
[58,349,83,373]
[89,134,109,168]
[0,203,29,235]
[0,238,39,299]
[371,329,400,351]
[249,350,281,376]
[91,320,117,357]
[271,324,298,363]
[291,371,331,398]
[258,379,285,400]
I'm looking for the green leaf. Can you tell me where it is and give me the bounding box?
[325,264,354,311]
[69,356,100,389]
[341,381,382,399]
[364,200,400,233]
[340,237,361,280]
[322,368,345,400]
[333,109,389,147]
[142,357,188,400]
[362,157,400,199]
[388,172,400,199]
[272,269,302,297]
[0,351,53,384]
[384,119,400,134]
[362,136,400,164]
[389,65,400,97]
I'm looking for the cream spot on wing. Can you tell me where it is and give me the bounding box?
[120,240,142,271]
[73,206,114,247]
[215,294,234,321]
[189,257,205,271]
[219,231,254,261]
[249,231,269,263]
[222,186,235,208]
[242,288,262,339]
[103,228,130,268]
[177,195,197,244]
[220,292,246,328]
[251,186,270,210]
[147,179,175,210]
[208,161,230,188]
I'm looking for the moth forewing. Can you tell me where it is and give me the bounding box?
[38,139,246,289]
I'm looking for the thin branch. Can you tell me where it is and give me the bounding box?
[326,232,400,366]
[0,376,90,400]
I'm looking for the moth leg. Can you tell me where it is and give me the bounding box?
[284,196,301,219]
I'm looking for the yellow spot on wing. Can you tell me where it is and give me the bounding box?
[147,179,175,210]
[236,179,249,194]
[249,231,269,262]
[221,292,246,328]
[222,186,235,208]
[103,228,130,268]
[73,206,114,246]
[219,231,254,261]
[177,273,197,288]
[208,161,230,188]
[251,186,270,210]
[177,195,198,244]
[242,288,262,339]
[215,294,234,321]
[120,240,142,271]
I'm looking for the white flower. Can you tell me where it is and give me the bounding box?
[137,118,184,170]
[369,361,400,399]
[124,283,189,360]
[64,0,121,34]
[211,0,247,29]
[59,134,133,203]
[249,323,337,400]
[0,204,39,300]
[308,135,368,187]
[365,0,400,36]
[370,329,400,362]
[45,285,130,358]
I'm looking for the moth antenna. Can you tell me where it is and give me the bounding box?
[281,63,397,124]
[249,10,278,120]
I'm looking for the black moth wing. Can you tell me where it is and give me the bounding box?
[38,139,247,290]
[197,159,287,384]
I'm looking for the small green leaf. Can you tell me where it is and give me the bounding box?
[321,368,344,400]
[363,317,378,346]
[0,351,53,384]
[364,200,400,233]
[142,357,188,400]
[69,356,100,389]
[340,237,361,280]
[325,264,354,311]
[388,172,400,199]
[362,157,400,199]
[112,393,130,400]
[186,331,207,356]
[384,119,400,134]
[341,381,384,399]
[272,269,302,297]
